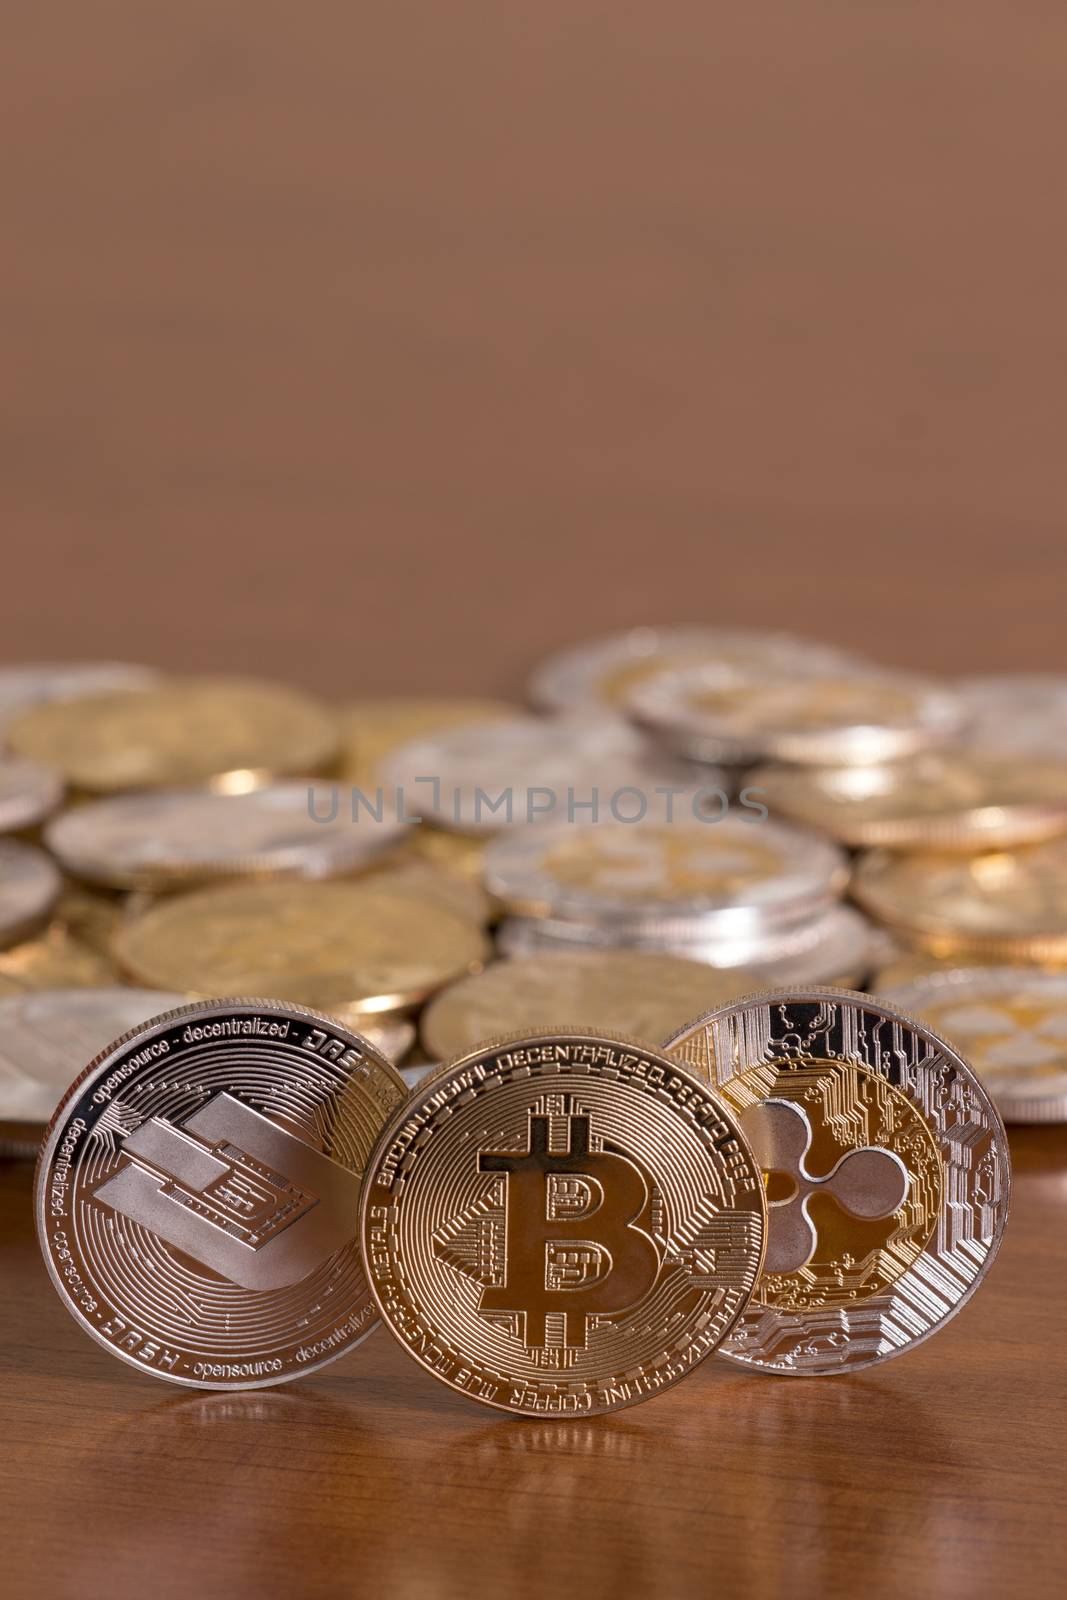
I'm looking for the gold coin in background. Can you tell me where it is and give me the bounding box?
[52,881,125,954]
[752,755,1067,851]
[853,839,1067,959]
[868,947,1062,991]
[400,823,491,886]
[420,948,762,1059]
[113,878,491,1014]
[6,676,339,793]
[338,698,517,788]
[0,925,118,995]
[365,858,492,928]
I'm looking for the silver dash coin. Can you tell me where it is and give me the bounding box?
[528,626,863,714]
[35,998,407,1388]
[665,988,1010,1374]
[0,839,61,949]
[0,987,188,1126]
[881,967,1067,1124]
[378,714,715,833]
[46,784,404,891]
[485,815,847,938]
[0,757,64,834]
[0,661,157,736]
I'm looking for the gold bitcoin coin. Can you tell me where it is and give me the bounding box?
[361,1030,766,1415]
[400,824,491,887]
[667,989,1009,1373]
[753,755,1067,850]
[420,950,759,1060]
[339,698,516,788]
[6,676,339,793]
[853,840,1067,959]
[365,858,492,928]
[113,879,490,1015]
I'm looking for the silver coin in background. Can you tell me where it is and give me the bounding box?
[46,784,405,891]
[359,1014,415,1064]
[0,840,61,949]
[0,986,188,1125]
[881,967,1067,1124]
[495,901,880,989]
[528,625,864,714]
[629,664,965,767]
[485,815,847,937]
[35,998,407,1388]
[0,757,64,834]
[665,988,1010,1374]
[378,713,715,833]
[0,661,158,736]
[956,673,1067,759]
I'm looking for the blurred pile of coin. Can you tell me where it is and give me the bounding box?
[2,630,1067,1141]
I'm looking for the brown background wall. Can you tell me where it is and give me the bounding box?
[3,3,1065,694]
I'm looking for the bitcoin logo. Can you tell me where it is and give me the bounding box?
[93,1092,360,1291]
[475,1098,661,1350]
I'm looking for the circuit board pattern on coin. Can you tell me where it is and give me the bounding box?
[667,990,1009,1374]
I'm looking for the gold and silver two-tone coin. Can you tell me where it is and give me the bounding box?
[956,673,1067,759]
[360,1030,766,1415]
[751,754,1067,851]
[630,666,964,767]
[0,661,157,737]
[379,713,709,832]
[528,626,861,715]
[0,757,64,834]
[35,999,407,1387]
[420,949,758,1059]
[0,840,61,950]
[113,878,490,1018]
[46,784,403,891]
[486,816,847,936]
[882,968,1067,1123]
[666,988,1010,1374]
[853,839,1067,960]
[6,676,339,793]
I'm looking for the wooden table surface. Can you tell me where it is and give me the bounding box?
[3,4,1067,1597]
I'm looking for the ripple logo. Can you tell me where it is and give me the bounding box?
[740,1100,910,1275]
[93,1093,359,1290]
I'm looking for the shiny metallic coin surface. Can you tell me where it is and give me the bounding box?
[6,676,339,793]
[666,988,1010,1374]
[113,878,490,1015]
[0,987,187,1124]
[882,968,1067,1123]
[529,626,861,714]
[0,661,157,736]
[495,902,880,989]
[358,1015,416,1064]
[380,714,712,833]
[0,758,64,834]
[853,840,1067,959]
[421,950,758,1059]
[36,998,407,1388]
[631,666,964,767]
[361,1030,766,1415]
[0,840,61,949]
[47,784,402,891]
[957,673,1067,758]
[339,698,519,787]
[752,754,1067,851]
[486,816,846,936]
